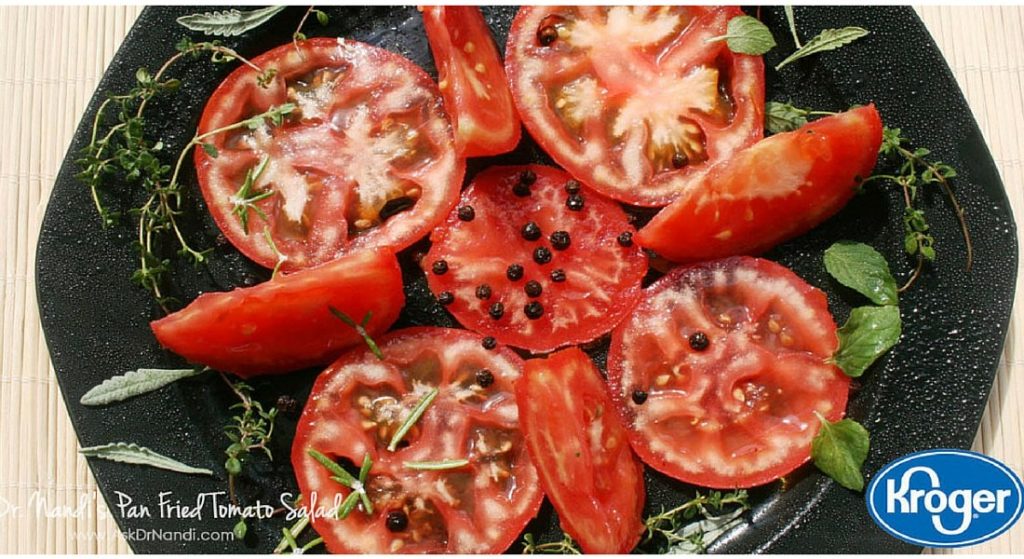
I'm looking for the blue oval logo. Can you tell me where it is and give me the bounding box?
[867,449,1024,547]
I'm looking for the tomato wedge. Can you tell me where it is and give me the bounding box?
[292,327,543,553]
[151,249,403,377]
[638,105,884,263]
[517,348,645,554]
[607,257,850,489]
[423,165,647,353]
[196,38,463,271]
[422,6,521,157]
[505,6,765,207]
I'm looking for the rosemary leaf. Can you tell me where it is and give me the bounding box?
[404,458,470,471]
[388,388,439,451]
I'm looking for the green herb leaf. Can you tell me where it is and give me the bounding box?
[404,458,471,471]
[823,241,899,306]
[328,306,384,360]
[314,9,329,26]
[388,388,439,451]
[765,101,810,134]
[775,27,869,70]
[811,413,870,491]
[201,142,219,158]
[176,6,287,37]
[337,491,360,519]
[80,442,213,476]
[665,507,746,554]
[233,518,248,540]
[784,6,801,48]
[833,305,901,377]
[307,448,356,487]
[707,15,776,56]
[80,367,207,406]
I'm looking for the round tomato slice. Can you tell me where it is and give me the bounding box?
[638,105,884,263]
[607,257,850,489]
[422,6,522,157]
[517,348,645,554]
[196,38,463,271]
[292,327,543,553]
[150,248,403,377]
[423,165,647,353]
[505,7,765,207]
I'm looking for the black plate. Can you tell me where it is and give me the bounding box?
[37,6,1017,554]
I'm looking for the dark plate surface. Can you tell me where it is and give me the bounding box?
[36,5,1017,554]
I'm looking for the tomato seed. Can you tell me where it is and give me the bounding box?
[617,231,633,247]
[689,331,710,351]
[438,291,454,306]
[506,264,524,281]
[524,280,542,298]
[524,301,544,319]
[550,269,566,282]
[566,193,585,211]
[431,260,449,275]
[671,152,688,169]
[475,284,492,300]
[631,389,648,405]
[537,25,558,46]
[457,205,475,221]
[513,182,532,197]
[475,369,495,388]
[533,247,553,264]
[549,230,570,250]
[482,336,497,350]
[379,196,415,220]
[564,179,581,194]
[489,302,505,319]
[521,221,542,241]
[386,510,408,532]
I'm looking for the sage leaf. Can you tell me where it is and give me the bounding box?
[824,241,899,306]
[79,443,213,476]
[766,101,810,134]
[833,306,901,377]
[811,414,870,491]
[709,15,776,56]
[784,6,801,48]
[177,6,286,37]
[80,367,207,406]
[775,26,869,70]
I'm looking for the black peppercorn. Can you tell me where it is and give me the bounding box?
[524,301,544,319]
[550,269,566,282]
[275,395,299,415]
[617,231,633,247]
[482,336,497,350]
[431,260,449,275]
[537,25,558,46]
[475,284,492,300]
[689,331,710,351]
[564,179,581,194]
[438,291,454,306]
[520,169,537,185]
[671,152,688,169]
[521,221,542,241]
[631,390,648,405]
[533,247,553,264]
[386,510,408,532]
[549,230,570,250]
[524,280,543,298]
[489,302,505,320]
[476,369,495,388]
[566,193,584,211]
[457,205,475,221]
[506,264,524,281]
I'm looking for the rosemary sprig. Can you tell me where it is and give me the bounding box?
[521,532,581,555]
[221,374,279,506]
[328,306,383,359]
[865,127,971,291]
[388,387,439,451]
[231,156,273,236]
[404,458,470,471]
[308,450,375,518]
[639,489,750,553]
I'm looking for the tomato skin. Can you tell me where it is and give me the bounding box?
[196,38,462,271]
[505,6,765,207]
[292,327,543,554]
[422,6,522,157]
[517,348,645,554]
[150,249,403,377]
[638,105,884,262]
[607,257,849,489]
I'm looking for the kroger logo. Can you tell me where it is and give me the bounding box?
[867,449,1024,547]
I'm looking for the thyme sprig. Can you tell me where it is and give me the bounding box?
[77,39,278,311]
[221,374,279,506]
[521,532,581,555]
[293,6,330,46]
[865,127,972,291]
[639,489,750,553]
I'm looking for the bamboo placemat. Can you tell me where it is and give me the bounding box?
[0,5,1020,554]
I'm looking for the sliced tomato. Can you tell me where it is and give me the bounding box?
[638,105,884,263]
[517,348,645,554]
[422,6,521,157]
[195,38,463,271]
[607,257,850,489]
[505,6,765,207]
[291,327,543,553]
[422,165,647,353]
[150,249,403,377]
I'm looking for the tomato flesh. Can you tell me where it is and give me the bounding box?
[422,6,522,157]
[517,348,645,553]
[505,6,764,207]
[638,105,884,262]
[423,165,648,353]
[150,249,403,377]
[608,257,849,489]
[196,38,463,271]
[292,327,543,553]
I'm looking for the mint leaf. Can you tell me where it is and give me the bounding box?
[824,241,899,306]
[710,15,776,56]
[833,306,901,377]
[775,26,869,70]
[811,414,869,491]
[176,6,286,37]
[766,101,810,134]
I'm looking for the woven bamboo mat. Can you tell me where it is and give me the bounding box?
[0,5,1020,554]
